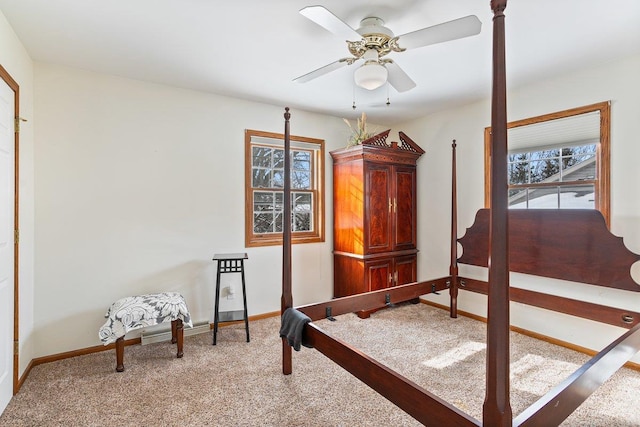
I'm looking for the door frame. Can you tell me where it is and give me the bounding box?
[0,63,20,395]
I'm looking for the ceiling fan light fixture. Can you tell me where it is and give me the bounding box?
[354,62,388,90]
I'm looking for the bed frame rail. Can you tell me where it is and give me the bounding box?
[297,278,449,321]
[460,277,640,330]
[304,322,480,426]
[514,323,640,426]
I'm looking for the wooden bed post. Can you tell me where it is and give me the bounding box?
[483,1,512,426]
[449,140,459,318]
[281,107,293,375]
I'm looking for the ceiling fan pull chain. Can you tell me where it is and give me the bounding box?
[386,83,391,106]
[352,83,357,110]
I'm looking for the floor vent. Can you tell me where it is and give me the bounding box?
[141,322,210,345]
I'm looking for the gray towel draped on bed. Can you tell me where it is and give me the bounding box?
[279,308,312,351]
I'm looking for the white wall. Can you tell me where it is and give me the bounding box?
[33,63,357,357]
[0,10,35,380]
[399,54,640,359]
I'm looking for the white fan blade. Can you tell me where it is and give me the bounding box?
[299,6,361,41]
[398,15,482,50]
[386,60,416,93]
[293,59,350,83]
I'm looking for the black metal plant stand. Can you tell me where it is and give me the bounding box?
[212,253,250,345]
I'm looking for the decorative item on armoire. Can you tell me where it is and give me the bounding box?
[343,111,377,147]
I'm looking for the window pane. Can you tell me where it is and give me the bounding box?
[562,154,596,181]
[294,192,311,208]
[293,151,311,170]
[294,212,311,231]
[292,171,311,189]
[253,191,274,212]
[274,212,284,232]
[252,192,284,234]
[254,213,274,233]
[563,153,596,168]
[530,159,560,183]
[508,162,529,185]
[559,185,595,209]
[252,146,273,168]
[253,146,280,188]
[273,149,285,169]
[530,149,560,160]
[508,188,528,209]
[527,187,559,208]
[568,144,596,155]
[252,168,271,188]
[508,152,529,162]
[292,150,311,189]
[272,170,284,188]
[293,193,312,232]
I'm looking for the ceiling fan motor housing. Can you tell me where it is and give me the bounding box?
[348,17,404,59]
[357,17,394,37]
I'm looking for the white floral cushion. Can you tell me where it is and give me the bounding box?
[99,292,193,344]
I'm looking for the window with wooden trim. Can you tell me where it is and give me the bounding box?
[484,101,611,227]
[245,129,325,247]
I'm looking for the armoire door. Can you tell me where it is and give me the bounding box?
[366,258,393,291]
[394,254,417,286]
[365,163,392,253]
[393,166,417,251]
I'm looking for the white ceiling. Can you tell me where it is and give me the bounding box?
[1,0,639,126]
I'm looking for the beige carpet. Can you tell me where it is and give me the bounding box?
[1,303,639,426]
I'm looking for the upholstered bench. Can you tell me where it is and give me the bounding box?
[98,292,193,372]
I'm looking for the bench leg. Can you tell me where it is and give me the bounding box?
[171,319,178,344]
[115,337,125,372]
[174,319,184,358]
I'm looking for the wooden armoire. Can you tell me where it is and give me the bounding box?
[330,130,424,311]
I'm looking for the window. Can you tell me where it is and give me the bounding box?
[484,101,611,227]
[245,129,325,247]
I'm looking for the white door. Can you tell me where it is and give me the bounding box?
[0,76,15,413]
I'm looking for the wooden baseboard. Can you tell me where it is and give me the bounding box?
[419,298,640,371]
[17,337,142,393]
[16,311,283,393]
[17,359,34,391]
[33,337,142,367]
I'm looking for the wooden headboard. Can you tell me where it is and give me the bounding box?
[458,208,640,292]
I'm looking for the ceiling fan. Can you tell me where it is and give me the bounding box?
[294,6,482,93]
